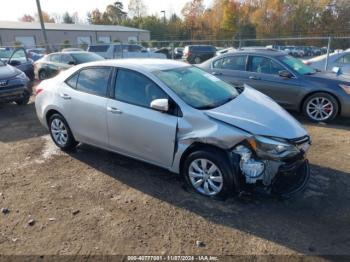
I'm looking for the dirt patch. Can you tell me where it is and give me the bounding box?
[0,100,350,256]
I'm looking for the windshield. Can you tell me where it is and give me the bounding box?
[154,66,239,109]
[71,52,104,64]
[281,55,316,75]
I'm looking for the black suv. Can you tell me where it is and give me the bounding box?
[182,45,216,64]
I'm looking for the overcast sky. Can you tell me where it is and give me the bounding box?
[2,0,212,22]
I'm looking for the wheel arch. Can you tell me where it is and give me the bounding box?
[179,142,240,193]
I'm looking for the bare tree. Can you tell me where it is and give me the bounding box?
[128,0,147,18]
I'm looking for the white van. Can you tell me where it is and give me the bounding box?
[87,44,166,59]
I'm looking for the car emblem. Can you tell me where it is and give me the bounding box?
[0,80,7,87]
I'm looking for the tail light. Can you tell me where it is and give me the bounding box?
[183,50,191,57]
[35,80,45,95]
[304,61,311,65]
[35,85,43,95]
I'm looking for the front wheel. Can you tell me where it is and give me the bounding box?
[49,114,78,151]
[15,91,30,105]
[183,150,234,199]
[302,93,339,122]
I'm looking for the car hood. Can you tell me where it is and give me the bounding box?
[0,64,20,79]
[305,71,350,82]
[204,85,307,139]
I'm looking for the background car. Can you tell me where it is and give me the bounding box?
[0,47,34,81]
[172,47,184,59]
[27,48,46,61]
[199,49,350,122]
[182,45,216,64]
[304,51,350,74]
[0,59,31,105]
[34,51,105,80]
[87,43,166,59]
[62,48,84,52]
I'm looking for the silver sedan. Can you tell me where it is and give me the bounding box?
[35,59,311,198]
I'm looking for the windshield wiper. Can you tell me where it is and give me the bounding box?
[197,96,236,110]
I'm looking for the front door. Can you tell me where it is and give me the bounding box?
[246,55,301,109]
[107,68,177,167]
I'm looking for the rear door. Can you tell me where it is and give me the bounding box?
[106,68,178,167]
[209,55,250,86]
[246,55,301,108]
[59,66,112,147]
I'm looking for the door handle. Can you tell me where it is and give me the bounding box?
[249,75,260,80]
[107,106,122,114]
[211,72,222,76]
[60,93,71,100]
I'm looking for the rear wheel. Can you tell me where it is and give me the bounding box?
[302,92,338,122]
[183,150,234,199]
[194,57,201,64]
[49,114,78,151]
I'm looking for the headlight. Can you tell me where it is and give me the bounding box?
[339,84,350,95]
[250,136,300,159]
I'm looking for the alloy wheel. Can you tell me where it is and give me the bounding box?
[188,158,223,196]
[306,97,334,121]
[50,118,68,146]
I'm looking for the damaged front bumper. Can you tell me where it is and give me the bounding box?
[231,135,311,197]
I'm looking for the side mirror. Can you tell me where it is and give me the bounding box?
[278,70,292,78]
[68,61,76,65]
[9,60,21,66]
[150,99,169,112]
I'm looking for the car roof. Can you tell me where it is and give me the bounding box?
[76,58,189,72]
[49,51,90,55]
[221,49,286,57]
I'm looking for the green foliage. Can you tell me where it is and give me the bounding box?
[60,40,71,50]
[13,41,22,48]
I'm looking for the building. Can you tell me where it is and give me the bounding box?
[0,21,150,49]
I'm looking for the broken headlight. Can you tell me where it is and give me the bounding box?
[252,136,300,160]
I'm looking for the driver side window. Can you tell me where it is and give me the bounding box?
[115,69,168,108]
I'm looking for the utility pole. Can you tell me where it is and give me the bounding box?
[36,0,50,52]
[161,10,166,23]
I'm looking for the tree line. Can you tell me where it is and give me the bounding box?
[19,0,350,43]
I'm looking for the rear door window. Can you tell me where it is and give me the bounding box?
[76,67,112,96]
[221,55,247,71]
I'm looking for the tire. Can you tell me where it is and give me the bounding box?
[39,69,47,80]
[194,57,201,64]
[15,91,30,105]
[302,92,339,122]
[182,150,234,199]
[48,113,78,151]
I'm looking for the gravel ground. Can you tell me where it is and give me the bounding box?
[0,98,349,258]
